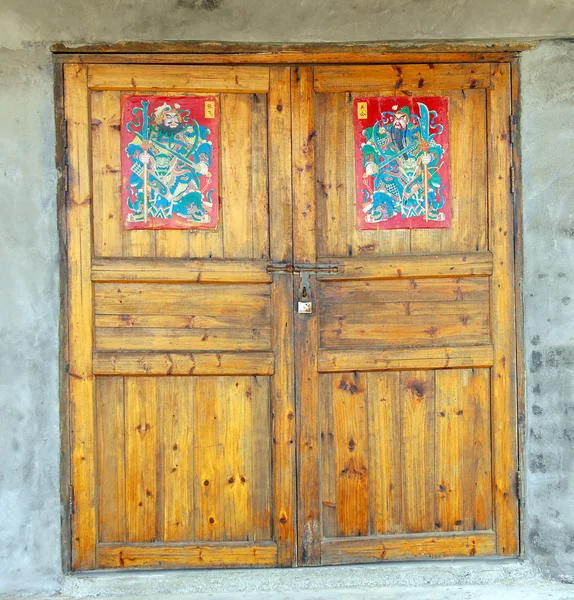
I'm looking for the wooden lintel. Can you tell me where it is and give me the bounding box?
[51,40,537,56]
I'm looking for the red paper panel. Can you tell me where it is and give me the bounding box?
[121,96,219,230]
[354,96,452,230]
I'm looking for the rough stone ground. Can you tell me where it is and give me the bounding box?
[2,582,574,599]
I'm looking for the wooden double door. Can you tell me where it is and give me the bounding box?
[62,55,519,570]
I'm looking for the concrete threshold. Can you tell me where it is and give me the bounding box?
[3,558,571,598]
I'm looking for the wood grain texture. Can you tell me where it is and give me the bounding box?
[488,63,519,556]
[157,377,193,542]
[318,252,493,281]
[400,371,435,533]
[268,67,293,263]
[368,372,403,535]
[88,65,270,92]
[92,258,272,283]
[271,276,296,565]
[64,64,97,570]
[94,282,271,316]
[318,346,494,372]
[320,531,496,565]
[93,351,275,376]
[314,64,491,92]
[91,90,123,257]
[125,377,158,543]
[330,372,369,537]
[96,377,126,543]
[97,542,278,569]
[292,65,321,566]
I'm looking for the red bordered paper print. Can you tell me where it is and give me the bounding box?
[121,95,219,230]
[354,96,452,230]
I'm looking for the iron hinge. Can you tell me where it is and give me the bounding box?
[516,470,522,502]
[510,163,516,196]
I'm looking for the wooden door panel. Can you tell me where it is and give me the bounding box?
[316,89,488,259]
[91,90,269,259]
[319,369,492,540]
[295,63,518,565]
[65,63,295,570]
[96,375,272,546]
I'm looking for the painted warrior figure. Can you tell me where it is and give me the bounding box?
[360,103,446,223]
[125,101,214,224]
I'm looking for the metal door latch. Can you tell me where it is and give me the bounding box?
[266,262,339,315]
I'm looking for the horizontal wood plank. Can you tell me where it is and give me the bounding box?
[320,277,490,304]
[321,531,496,565]
[318,252,493,281]
[92,258,272,283]
[94,283,270,316]
[88,65,270,92]
[314,64,491,92]
[97,542,277,568]
[95,313,271,329]
[318,345,494,372]
[57,51,521,65]
[95,327,272,352]
[93,352,275,375]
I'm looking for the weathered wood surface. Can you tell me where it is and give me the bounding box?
[88,65,270,92]
[93,351,275,376]
[318,346,494,372]
[64,64,97,570]
[97,542,278,569]
[319,369,492,539]
[92,258,272,283]
[488,63,519,556]
[321,531,496,565]
[292,66,322,567]
[318,252,493,281]
[314,64,491,92]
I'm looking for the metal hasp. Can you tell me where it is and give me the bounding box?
[266,263,339,315]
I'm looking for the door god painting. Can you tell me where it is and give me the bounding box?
[121,95,219,230]
[354,96,452,230]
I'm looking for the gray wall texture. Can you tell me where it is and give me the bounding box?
[0,0,573,595]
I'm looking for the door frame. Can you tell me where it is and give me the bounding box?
[53,41,528,572]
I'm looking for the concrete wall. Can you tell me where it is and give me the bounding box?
[0,0,573,595]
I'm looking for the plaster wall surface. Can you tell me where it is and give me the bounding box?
[0,0,573,595]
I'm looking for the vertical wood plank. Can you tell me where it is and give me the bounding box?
[250,376,272,541]
[292,66,321,566]
[332,372,369,537]
[462,368,492,530]
[435,370,464,532]
[320,374,337,538]
[316,93,347,258]
[91,90,123,257]
[488,62,519,556]
[251,94,270,259]
[221,94,253,258]
[156,231,191,258]
[219,377,250,540]
[368,371,403,535]
[269,67,293,264]
[125,377,158,542]
[96,377,126,543]
[193,377,222,541]
[272,275,296,564]
[401,370,435,533]
[158,377,193,542]
[64,64,96,570]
